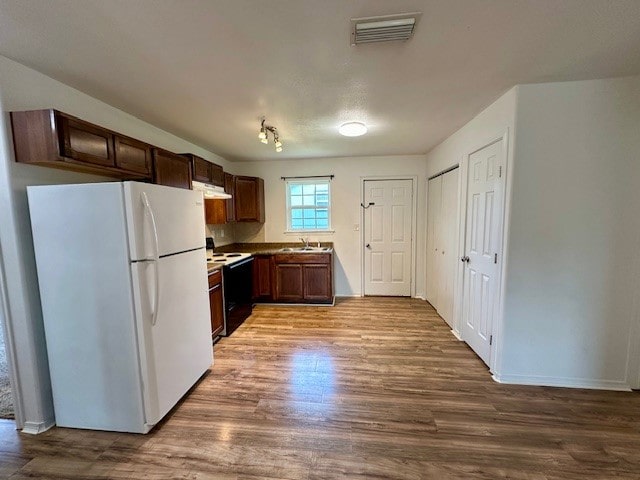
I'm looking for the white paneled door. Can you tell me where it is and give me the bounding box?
[461,140,505,366]
[426,176,442,308]
[426,168,459,327]
[363,179,413,296]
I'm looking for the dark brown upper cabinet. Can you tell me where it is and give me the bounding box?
[191,155,211,183]
[224,173,236,222]
[181,153,224,187]
[234,176,265,223]
[203,172,236,225]
[58,116,115,167]
[10,109,151,179]
[204,199,227,225]
[114,135,152,176]
[153,149,192,190]
[210,162,224,187]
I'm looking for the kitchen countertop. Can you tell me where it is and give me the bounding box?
[207,264,223,274]
[214,242,334,255]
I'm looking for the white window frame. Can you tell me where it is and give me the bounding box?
[285,178,333,233]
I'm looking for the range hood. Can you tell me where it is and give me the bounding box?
[192,181,231,199]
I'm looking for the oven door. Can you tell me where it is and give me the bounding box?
[223,257,254,335]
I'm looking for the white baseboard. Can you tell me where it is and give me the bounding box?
[450,329,463,341]
[414,295,427,301]
[335,294,362,298]
[21,418,55,435]
[492,373,632,391]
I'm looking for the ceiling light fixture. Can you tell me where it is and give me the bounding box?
[258,118,283,152]
[338,122,368,137]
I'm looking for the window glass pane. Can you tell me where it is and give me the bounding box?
[316,194,329,206]
[288,181,330,231]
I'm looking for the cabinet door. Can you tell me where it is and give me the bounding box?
[153,149,192,189]
[275,264,303,302]
[252,255,273,301]
[58,115,115,167]
[192,156,211,183]
[235,176,265,222]
[209,283,224,337]
[114,135,152,176]
[204,199,227,225]
[303,264,332,302]
[224,173,236,222]
[210,163,224,187]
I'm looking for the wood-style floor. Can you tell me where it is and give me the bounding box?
[1,297,639,479]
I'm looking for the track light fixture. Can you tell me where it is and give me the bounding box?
[258,118,283,152]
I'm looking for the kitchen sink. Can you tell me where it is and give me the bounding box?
[279,247,331,253]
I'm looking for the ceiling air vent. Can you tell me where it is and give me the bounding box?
[351,12,421,45]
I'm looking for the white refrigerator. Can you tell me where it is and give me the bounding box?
[28,181,213,433]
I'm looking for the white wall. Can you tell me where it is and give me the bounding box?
[424,88,517,337]
[233,156,428,297]
[424,89,517,179]
[0,55,232,430]
[426,77,640,390]
[205,224,235,247]
[498,77,640,389]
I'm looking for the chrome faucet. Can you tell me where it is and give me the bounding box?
[299,237,310,248]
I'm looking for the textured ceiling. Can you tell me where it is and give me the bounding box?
[1,0,639,161]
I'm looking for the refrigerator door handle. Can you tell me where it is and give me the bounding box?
[141,192,161,326]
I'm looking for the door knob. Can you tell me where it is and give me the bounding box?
[460,256,470,263]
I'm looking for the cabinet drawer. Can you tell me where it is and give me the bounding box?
[208,269,222,287]
[274,253,331,264]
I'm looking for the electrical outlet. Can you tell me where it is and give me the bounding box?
[219,229,225,238]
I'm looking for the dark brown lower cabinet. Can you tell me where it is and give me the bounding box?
[275,264,304,302]
[252,255,273,301]
[272,253,333,304]
[208,270,224,338]
[302,264,332,301]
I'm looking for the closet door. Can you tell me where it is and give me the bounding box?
[437,168,459,326]
[426,176,442,308]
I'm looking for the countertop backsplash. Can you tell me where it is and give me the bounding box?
[205,224,235,248]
